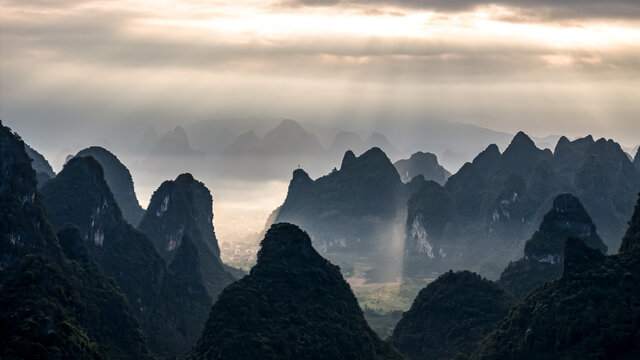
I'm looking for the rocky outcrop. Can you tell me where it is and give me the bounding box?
[499,194,607,298]
[394,151,451,185]
[138,173,235,299]
[75,146,145,226]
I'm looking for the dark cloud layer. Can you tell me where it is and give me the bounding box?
[287,0,640,20]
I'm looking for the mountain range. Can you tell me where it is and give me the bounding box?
[471,195,640,359]
[271,147,424,275]
[24,143,56,187]
[4,116,640,360]
[404,132,639,278]
[0,122,152,359]
[39,155,213,357]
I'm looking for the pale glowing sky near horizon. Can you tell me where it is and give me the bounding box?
[2,0,640,243]
[2,0,640,148]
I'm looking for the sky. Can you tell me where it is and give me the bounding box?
[2,0,640,147]
[2,0,640,245]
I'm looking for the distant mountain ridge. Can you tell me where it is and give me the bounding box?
[404,132,639,279]
[394,151,451,185]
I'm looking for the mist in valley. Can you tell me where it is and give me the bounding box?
[3,1,640,359]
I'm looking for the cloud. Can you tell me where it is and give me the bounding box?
[1,0,639,152]
[3,1,639,83]
[282,0,640,21]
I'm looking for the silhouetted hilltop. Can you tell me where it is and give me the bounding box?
[0,122,151,360]
[138,173,235,299]
[274,147,411,258]
[394,151,451,185]
[185,223,402,360]
[24,143,55,187]
[40,156,211,357]
[390,271,516,360]
[75,146,145,226]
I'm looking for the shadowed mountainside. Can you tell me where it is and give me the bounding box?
[185,223,403,360]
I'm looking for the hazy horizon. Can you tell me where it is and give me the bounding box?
[3,0,640,252]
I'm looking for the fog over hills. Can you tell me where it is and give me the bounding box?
[3,118,640,359]
[10,117,637,260]
[3,0,640,357]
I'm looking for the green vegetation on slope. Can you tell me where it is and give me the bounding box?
[186,223,403,360]
[0,121,151,359]
[390,271,516,360]
[40,156,211,357]
[472,194,640,359]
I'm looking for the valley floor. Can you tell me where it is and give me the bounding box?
[345,262,432,338]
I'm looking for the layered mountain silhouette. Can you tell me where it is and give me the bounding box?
[499,194,607,298]
[150,126,203,158]
[0,122,151,359]
[74,146,145,226]
[367,132,401,161]
[273,147,420,262]
[404,132,639,278]
[224,130,260,154]
[137,125,159,154]
[329,131,367,158]
[140,126,205,176]
[185,223,402,360]
[394,151,451,185]
[138,173,235,299]
[222,119,324,157]
[471,194,640,359]
[24,143,55,187]
[39,156,211,357]
[261,119,323,155]
[184,121,237,155]
[390,271,516,360]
